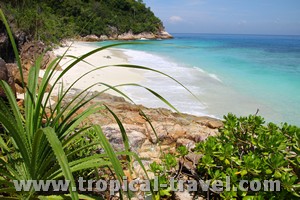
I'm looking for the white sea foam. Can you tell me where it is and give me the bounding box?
[120,48,219,116]
[208,73,223,83]
[193,66,223,83]
[194,67,205,73]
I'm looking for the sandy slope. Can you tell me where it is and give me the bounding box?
[49,41,144,96]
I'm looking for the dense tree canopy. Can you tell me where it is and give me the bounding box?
[0,0,163,43]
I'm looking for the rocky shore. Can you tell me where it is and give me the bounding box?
[62,90,223,180]
[77,30,173,42]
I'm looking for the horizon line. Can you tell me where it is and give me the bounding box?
[169,32,300,37]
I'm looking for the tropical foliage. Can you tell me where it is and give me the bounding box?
[195,114,300,199]
[148,147,188,200]
[0,9,168,199]
[0,0,163,43]
[146,114,300,200]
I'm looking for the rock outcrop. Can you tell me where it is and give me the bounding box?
[0,21,29,63]
[58,90,223,197]
[0,58,16,98]
[79,30,173,42]
[20,41,56,70]
[81,34,101,42]
[6,63,51,94]
[0,21,55,95]
[0,21,16,63]
[117,31,156,40]
[63,90,223,167]
[157,30,173,39]
[0,40,55,95]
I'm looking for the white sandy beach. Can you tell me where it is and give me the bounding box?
[39,41,210,117]
[48,41,144,96]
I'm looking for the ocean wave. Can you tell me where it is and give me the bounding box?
[120,48,211,116]
[208,73,223,83]
[193,66,223,83]
[122,49,180,70]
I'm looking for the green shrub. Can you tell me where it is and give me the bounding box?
[195,113,300,199]
[147,146,189,200]
[1,0,163,44]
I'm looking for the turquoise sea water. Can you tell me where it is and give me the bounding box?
[94,34,300,125]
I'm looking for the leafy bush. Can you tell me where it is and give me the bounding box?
[195,113,300,199]
[148,146,189,199]
[1,0,163,43]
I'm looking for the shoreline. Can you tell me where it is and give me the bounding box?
[51,40,299,126]
[51,41,213,119]
[51,41,215,118]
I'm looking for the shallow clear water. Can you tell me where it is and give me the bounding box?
[94,34,300,125]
